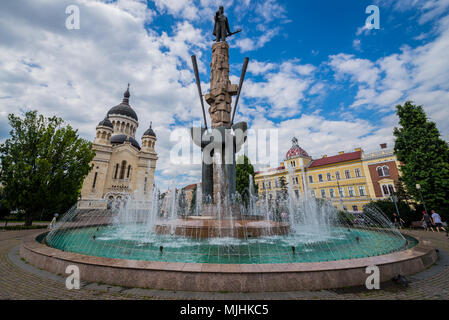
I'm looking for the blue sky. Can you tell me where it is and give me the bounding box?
[1,0,449,189]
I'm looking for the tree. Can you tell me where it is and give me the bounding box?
[393,101,449,219]
[363,199,416,226]
[0,111,95,225]
[236,155,255,203]
[278,176,288,200]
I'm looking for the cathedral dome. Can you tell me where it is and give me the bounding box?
[107,84,138,121]
[286,137,309,160]
[111,134,141,150]
[97,117,113,128]
[143,123,156,137]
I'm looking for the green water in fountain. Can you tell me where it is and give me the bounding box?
[46,225,416,264]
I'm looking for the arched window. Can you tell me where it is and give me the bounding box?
[377,166,384,177]
[92,172,98,189]
[119,160,127,179]
[127,165,132,179]
[114,163,119,179]
[383,166,390,176]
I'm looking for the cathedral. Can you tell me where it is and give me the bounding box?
[78,85,158,209]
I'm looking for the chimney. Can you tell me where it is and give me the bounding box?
[338,151,344,155]
[354,147,362,152]
[322,155,327,158]
[380,143,387,149]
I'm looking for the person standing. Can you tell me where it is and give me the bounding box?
[48,213,58,230]
[393,213,405,229]
[431,210,446,232]
[422,210,434,232]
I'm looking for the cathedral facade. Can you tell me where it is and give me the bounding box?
[78,85,158,209]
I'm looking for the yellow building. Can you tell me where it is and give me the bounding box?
[255,138,400,214]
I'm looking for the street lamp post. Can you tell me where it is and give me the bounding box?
[416,184,428,214]
[334,175,345,211]
[391,195,401,219]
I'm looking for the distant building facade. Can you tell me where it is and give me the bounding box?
[254,138,400,214]
[78,85,158,209]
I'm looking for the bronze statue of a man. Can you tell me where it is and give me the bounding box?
[213,6,231,42]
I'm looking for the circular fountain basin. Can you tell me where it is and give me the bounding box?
[154,217,290,238]
[21,229,436,292]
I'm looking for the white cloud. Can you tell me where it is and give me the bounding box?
[329,11,449,139]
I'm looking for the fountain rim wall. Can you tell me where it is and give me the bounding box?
[20,230,437,292]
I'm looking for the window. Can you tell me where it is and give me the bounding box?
[294,190,299,198]
[311,190,316,197]
[268,181,271,189]
[377,166,384,177]
[92,172,98,189]
[358,186,366,197]
[295,177,299,185]
[352,205,359,212]
[382,184,395,196]
[144,177,148,193]
[348,186,355,197]
[339,187,345,197]
[383,166,390,176]
[388,184,395,195]
[345,170,351,179]
[335,171,341,180]
[309,176,313,183]
[291,160,296,167]
[329,188,335,198]
[355,168,361,177]
[119,160,127,179]
[321,189,326,198]
[114,164,119,179]
[262,181,266,189]
[275,178,280,188]
[318,174,323,182]
[327,173,332,181]
[127,165,132,179]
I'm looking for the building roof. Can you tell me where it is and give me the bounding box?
[285,137,310,160]
[183,183,201,190]
[111,134,141,150]
[97,117,113,128]
[143,122,156,137]
[255,166,285,175]
[308,150,362,168]
[107,84,138,121]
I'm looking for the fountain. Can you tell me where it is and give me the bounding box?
[20,6,437,292]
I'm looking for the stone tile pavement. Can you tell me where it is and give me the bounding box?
[1,229,448,300]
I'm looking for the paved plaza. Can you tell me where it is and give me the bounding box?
[0,229,448,300]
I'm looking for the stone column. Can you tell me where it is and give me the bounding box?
[205,41,238,128]
[204,42,237,207]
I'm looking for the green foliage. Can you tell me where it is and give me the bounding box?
[0,188,11,220]
[0,111,95,226]
[236,155,255,204]
[337,210,354,226]
[393,101,449,217]
[362,199,417,225]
